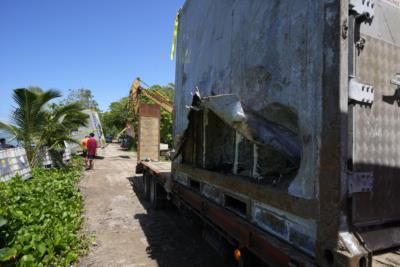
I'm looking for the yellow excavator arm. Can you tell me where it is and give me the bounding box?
[128,78,173,117]
[125,77,173,138]
[141,89,173,113]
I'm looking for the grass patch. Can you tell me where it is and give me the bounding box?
[0,157,88,266]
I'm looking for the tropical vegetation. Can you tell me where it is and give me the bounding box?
[101,97,129,139]
[101,83,174,146]
[143,84,174,146]
[0,87,89,167]
[0,157,88,266]
[60,88,100,112]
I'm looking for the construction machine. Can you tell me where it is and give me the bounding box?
[118,77,173,139]
[128,77,173,117]
[124,78,173,161]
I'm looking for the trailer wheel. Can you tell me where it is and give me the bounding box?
[149,175,159,209]
[143,170,151,201]
[149,176,167,209]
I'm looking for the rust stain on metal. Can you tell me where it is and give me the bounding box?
[173,183,315,267]
[174,163,318,220]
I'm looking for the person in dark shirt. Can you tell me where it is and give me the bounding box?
[0,138,15,150]
[86,133,98,170]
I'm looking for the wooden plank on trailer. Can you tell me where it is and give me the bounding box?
[138,104,160,161]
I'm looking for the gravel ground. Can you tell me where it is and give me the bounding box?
[78,143,226,267]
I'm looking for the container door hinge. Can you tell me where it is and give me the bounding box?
[348,171,374,196]
[390,73,400,88]
[349,77,374,104]
[382,74,400,106]
[349,0,375,20]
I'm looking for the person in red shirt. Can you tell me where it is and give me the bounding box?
[86,133,98,170]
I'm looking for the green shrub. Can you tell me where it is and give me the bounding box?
[0,157,87,266]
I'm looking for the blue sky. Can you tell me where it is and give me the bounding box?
[0,0,184,122]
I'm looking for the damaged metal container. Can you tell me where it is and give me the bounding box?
[171,0,400,266]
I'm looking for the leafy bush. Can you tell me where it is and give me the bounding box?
[101,83,174,146]
[0,157,87,266]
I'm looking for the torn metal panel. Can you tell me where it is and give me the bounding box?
[174,0,323,199]
[338,232,366,257]
[237,133,253,177]
[204,109,235,171]
[200,94,301,165]
[178,94,301,184]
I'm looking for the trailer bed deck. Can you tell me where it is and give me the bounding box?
[373,249,400,267]
[140,161,171,181]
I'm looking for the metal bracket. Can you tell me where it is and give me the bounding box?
[349,77,374,104]
[185,105,202,111]
[342,19,349,39]
[348,171,374,195]
[382,74,400,106]
[390,73,400,87]
[349,0,375,20]
[356,37,366,51]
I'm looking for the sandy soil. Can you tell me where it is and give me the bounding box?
[78,143,226,267]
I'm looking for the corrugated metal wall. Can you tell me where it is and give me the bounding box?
[0,147,31,182]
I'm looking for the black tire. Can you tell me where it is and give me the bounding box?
[143,171,151,201]
[149,176,159,209]
[149,176,168,210]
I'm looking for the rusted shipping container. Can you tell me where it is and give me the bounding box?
[141,0,400,266]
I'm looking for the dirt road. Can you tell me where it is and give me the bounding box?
[78,144,226,267]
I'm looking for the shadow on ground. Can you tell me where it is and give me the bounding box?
[126,175,228,267]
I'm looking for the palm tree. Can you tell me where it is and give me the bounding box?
[0,88,89,167]
[0,88,61,164]
[38,103,89,167]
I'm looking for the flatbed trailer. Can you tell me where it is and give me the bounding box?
[138,0,400,266]
[140,160,400,266]
[140,160,171,206]
[139,160,314,266]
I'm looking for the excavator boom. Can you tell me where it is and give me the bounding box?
[124,77,173,138]
[141,90,173,113]
[128,78,173,117]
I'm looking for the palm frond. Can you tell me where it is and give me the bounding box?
[38,89,62,105]
[8,88,63,165]
[52,102,84,122]
[0,121,17,136]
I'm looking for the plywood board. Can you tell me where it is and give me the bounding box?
[138,104,160,161]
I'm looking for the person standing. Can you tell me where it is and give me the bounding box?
[0,138,15,150]
[80,135,89,156]
[86,133,97,170]
[80,135,90,167]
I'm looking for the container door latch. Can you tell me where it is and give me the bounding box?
[349,77,374,104]
[348,171,374,196]
[349,0,375,20]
